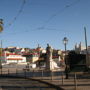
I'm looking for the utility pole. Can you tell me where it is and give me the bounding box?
[84,27,88,53]
[0,19,3,69]
[0,40,2,69]
[84,27,88,68]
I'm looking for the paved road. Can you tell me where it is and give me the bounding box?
[0,77,57,90]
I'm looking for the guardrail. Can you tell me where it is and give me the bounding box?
[0,67,90,90]
[0,68,64,90]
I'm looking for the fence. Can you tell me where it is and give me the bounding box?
[0,68,63,79]
[0,65,90,90]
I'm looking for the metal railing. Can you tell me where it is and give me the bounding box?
[0,66,90,90]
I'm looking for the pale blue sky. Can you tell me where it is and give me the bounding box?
[0,0,90,50]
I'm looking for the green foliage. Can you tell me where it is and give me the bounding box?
[67,50,86,72]
[0,25,3,32]
[0,48,2,56]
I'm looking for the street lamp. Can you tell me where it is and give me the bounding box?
[63,37,68,79]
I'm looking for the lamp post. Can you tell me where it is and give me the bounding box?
[63,37,68,79]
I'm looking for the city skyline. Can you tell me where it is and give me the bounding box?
[0,0,90,50]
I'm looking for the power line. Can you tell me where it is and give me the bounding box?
[37,0,81,30]
[5,0,26,28]
[4,0,81,36]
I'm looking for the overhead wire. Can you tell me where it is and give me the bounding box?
[5,0,26,28]
[37,0,81,30]
[4,0,81,36]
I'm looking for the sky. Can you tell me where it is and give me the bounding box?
[0,0,90,50]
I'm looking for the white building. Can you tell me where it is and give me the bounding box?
[75,42,86,54]
[5,53,26,64]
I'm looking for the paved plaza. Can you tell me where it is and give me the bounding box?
[0,64,90,90]
[0,76,59,90]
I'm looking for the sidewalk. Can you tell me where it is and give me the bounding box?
[43,78,90,90]
[33,73,90,90]
[1,64,90,90]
